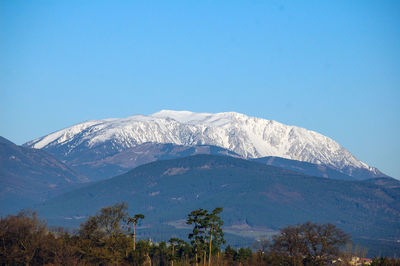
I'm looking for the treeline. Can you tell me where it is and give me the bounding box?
[1,202,399,266]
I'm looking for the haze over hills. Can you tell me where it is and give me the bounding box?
[3,110,397,256]
[2,109,399,256]
[0,136,88,214]
[1,134,365,215]
[54,140,358,182]
[253,156,358,181]
[25,110,386,180]
[39,142,240,181]
[36,154,400,256]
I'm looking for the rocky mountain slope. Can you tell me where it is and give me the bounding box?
[25,110,385,180]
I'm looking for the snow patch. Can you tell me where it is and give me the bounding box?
[25,110,375,176]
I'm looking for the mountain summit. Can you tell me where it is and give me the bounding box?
[25,110,384,179]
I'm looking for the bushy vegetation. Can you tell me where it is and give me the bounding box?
[1,203,398,265]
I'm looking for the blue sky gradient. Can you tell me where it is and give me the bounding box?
[1,0,399,177]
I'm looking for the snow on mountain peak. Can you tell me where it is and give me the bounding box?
[25,110,378,176]
[151,110,213,123]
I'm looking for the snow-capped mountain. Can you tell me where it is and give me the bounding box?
[25,110,384,179]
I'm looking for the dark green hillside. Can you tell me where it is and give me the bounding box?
[39,141,240,181]
[36,155,400,256]
[0,136,89,214]
[253,156,358,181]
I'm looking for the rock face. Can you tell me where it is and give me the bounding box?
[25,110,385,179]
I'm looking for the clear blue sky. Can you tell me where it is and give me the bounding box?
[1,0,399,178]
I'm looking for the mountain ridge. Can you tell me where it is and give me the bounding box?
[0,136,89,214]
[24,110,385,179]
[36,154,400,256]
[61,142,241,181]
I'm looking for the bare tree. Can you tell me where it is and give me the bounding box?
[271,222,350,265]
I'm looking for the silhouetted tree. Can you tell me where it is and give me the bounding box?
[78,202,130,264]
[187,208,208,266]
[169,237,182,266]
[236,247,253,264]
[371,256,400,266]
[1,204,366,265]
[206,207,225,266]
[253,237,270,264]
[186,207,225,266]
[0,210,58,265]
[271,221,350,265]
[127,214,145,251]
[224,245,237,264]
